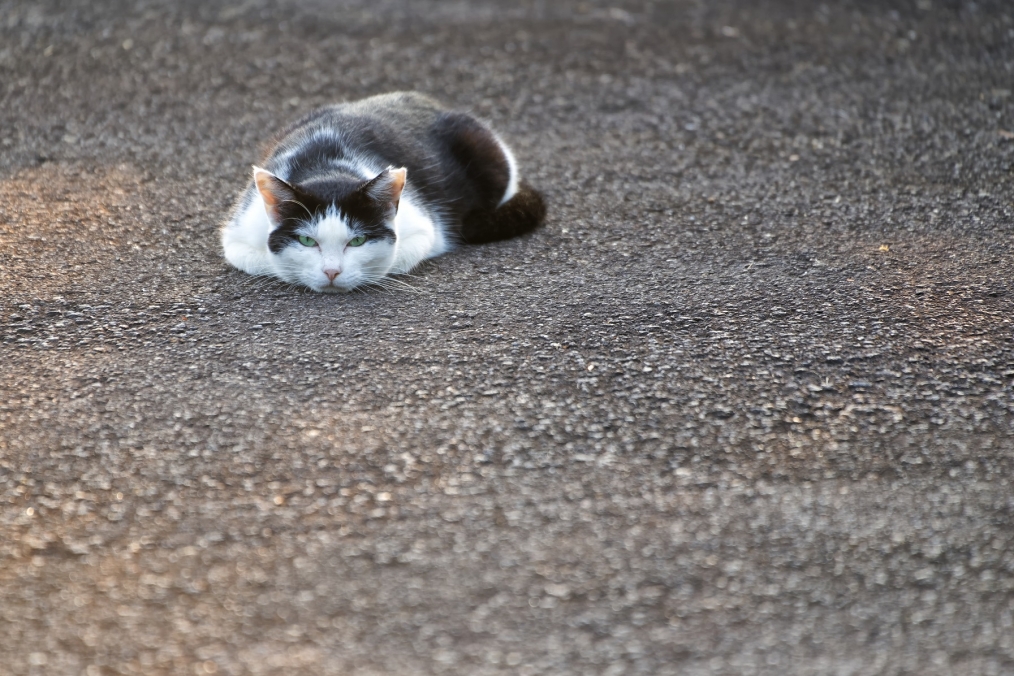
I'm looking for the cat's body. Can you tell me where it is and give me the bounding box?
[221,92,545,292]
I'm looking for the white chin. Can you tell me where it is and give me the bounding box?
[313,282,353,293]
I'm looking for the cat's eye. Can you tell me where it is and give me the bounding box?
[347,235,367,247]
[298,235,317,247]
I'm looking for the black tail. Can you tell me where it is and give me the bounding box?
[459,182,547,244]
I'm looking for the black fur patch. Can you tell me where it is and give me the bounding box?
[265,173,395,254]
[432,112,511,210]
[459,182,546,244]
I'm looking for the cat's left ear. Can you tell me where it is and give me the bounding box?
[362,167,407,218]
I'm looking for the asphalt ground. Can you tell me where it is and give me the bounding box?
[1,1,1013,674]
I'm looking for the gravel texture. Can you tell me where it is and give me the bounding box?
[2,1,1013,674]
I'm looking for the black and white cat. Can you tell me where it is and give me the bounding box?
[221,92,545,292]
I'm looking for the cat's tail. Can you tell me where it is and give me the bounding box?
[459,182,547,244]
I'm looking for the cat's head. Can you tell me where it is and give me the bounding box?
[254,165,406,292]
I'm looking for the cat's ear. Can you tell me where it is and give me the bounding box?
[361,167,407,218]
[253,166,298,226]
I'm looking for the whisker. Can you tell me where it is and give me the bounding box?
[279,198,314,220]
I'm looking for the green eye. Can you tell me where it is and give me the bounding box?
[297,235,317,247]
[347,235,367,247]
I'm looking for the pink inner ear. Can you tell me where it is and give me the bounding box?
[388,168,407,205]
[253,167,296,221]
[364,167,407,211]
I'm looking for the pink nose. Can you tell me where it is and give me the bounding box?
[323,268,341,282]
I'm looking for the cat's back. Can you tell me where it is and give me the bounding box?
[335,91,445,127]
[285,92,442,131]
[265,92,532,236]
[270,92,443,160]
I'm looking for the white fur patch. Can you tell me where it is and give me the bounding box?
[222,192,274,276]
[493,132,520,206]
[390,192,450,274]
[272,206,397,292]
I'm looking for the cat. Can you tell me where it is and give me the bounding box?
[221,92,546,292]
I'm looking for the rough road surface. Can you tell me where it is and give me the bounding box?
[2,1,1013,674]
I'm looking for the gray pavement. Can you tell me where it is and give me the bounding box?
[1,1,1013,674]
